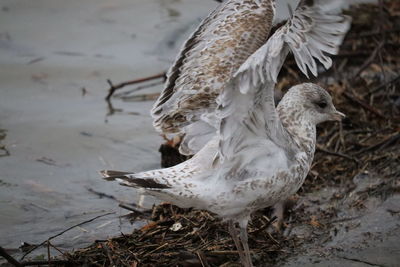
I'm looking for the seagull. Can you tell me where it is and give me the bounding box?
[102,83,345,266]
[101,1,350,266]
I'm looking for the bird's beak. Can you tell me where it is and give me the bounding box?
[330,110,346,121]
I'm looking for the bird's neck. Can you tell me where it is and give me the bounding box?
[277,105,316,161]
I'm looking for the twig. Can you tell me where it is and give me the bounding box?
[21,212,115,260]
[265,231,280,246]
[46,212,115,244]
[339,256,384,267]
[316,146,359,163]
[329,215,363,224]
[86,187,119,201]
[105,72,166,101]
[101,243,115,266]
[196,251,210,267]
[142,242,170,257]
[367,74,400,95]
[206,250,246,255]
[347,28,400,39]
[118,203,151,215]
[105,98,124,117]
[114,80,165,99]
[0,246,22,267]
[343,91,387,119]
[47,242,68,259]
[354,133,400,155]
[21,259,73,266]
[249,216,277,234]
[352,41,384,79]
[47,240,50,266]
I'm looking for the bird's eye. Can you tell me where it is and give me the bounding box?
[316,101,327,109]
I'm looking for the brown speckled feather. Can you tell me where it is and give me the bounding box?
[151,0,276,135]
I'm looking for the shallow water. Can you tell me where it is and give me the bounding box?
[0,0,218,257]
[0,0,376,260]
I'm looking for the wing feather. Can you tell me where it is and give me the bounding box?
[151,0,276,139]
[217,0,351,162]
[151,3,223,115]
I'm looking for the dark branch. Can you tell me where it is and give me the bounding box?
[0,246,22,267]
[21,212,115,260]
[105,72,166,101]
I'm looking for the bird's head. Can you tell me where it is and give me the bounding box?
[279,83,345,125]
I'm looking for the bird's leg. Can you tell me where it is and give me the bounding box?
[239,224,253,267]
[228,220,247,265]
[270,201,285,231]
[270,196,298,232]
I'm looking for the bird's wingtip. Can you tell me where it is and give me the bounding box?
[99,170,133,180]
[99,170,108,178]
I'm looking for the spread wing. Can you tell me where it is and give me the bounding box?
[217,0,351,162]
[151,0,275,137]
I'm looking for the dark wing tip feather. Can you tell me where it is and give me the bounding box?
[100,170,132,179]
[129,178,171,189]
[100,170,170,189]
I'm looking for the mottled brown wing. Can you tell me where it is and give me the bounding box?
[151,0,275,135]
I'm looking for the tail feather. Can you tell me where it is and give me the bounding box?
[100,170,170,189]
[125,177,170,189]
